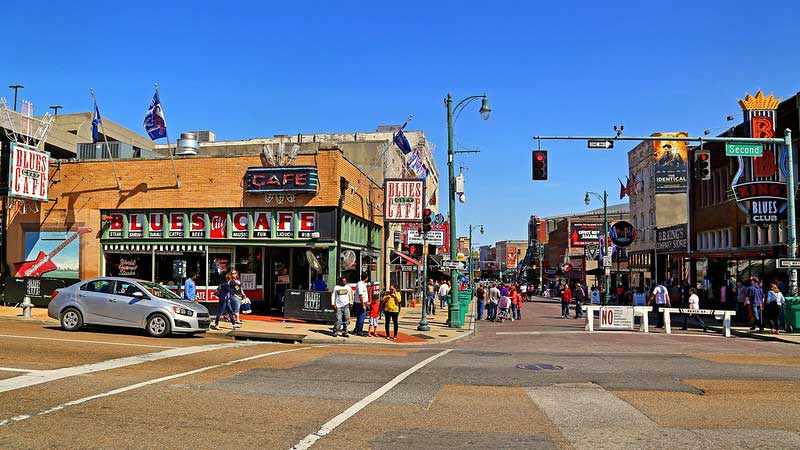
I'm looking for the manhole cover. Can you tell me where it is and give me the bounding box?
[516,363,563,371]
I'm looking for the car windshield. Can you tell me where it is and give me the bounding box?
[139,281,183,301]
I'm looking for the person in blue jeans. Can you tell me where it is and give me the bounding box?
[426,279,436,315]
[212,274,238,330]
[748,277,764,332]
[475,284,486,320]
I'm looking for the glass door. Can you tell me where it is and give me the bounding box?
[207,248,233,301]
[267,248,290,312]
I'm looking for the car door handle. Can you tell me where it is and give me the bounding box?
[108,299,117,303]
[78,294,88,297]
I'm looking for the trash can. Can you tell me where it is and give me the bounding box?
[785,297,800,333]
[448,289,472,329]
[458,289,473,326]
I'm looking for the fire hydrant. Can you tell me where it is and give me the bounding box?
[21,296,32,318]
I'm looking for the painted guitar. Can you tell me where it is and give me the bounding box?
[14,227,92,277]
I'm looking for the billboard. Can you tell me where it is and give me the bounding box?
[570,222,602,247]
[505,246,518,268]
[8,143,50,202]
[17,228,91,278]
[384,179,424,222]
[653,132,688,193]
[656,224,688,253]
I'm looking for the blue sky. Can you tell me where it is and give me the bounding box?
[6,0,800,245]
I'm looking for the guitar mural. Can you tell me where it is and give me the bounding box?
[16,227,92,277]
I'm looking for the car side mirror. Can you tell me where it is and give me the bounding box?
[132,291,145,298]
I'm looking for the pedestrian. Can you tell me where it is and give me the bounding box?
[632,287,646,306]
[488,283,501,321]
[765,283,785,335]
[183,272,197,301]
[353,274,369,336]
[590,285,601,305]
[648,281,671,328]
[438,280,450,310]
[574,282,586,319]
[229,270,245,326]
[367,293,381,337]
[331,277,353,337]
[561,284,572,318]
[211,274,238,330]
[511,285,522,320]
[519,283,528,301]
[682,288,707,331]
[382,285,401,341]
[747,277,764,332]
[311,274,328,291]
[735,280,747,325]
[476,283,486,320]
[426,279,436,316]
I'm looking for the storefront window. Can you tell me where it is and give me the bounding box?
[340,249,361,283]
[155,253,205,287]
[208,251,232,288]
[105,253,152,280]
[235,247,263,287]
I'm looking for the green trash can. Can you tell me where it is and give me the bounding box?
[785,297,800,333]
[458,289,473,326]
[448,289,473,329]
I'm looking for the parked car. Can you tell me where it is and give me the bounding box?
[48,277,210,337]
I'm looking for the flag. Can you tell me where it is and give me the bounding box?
[628,175,639,195]
[91,100,102,144]
[393,128,413,155]
[618,178,627,199]
[143,89,167,140]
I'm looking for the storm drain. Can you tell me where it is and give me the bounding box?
[516,363,563,371]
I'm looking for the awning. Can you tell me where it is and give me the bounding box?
[103,244,208,252]
[391,250,422,267]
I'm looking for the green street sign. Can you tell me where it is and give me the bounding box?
[725,143,763,157]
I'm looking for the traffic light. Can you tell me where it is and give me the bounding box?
[695,150,711,181]
[532,150,548,180]
[422,208,432,232]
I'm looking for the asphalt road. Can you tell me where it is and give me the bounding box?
[0,302,798,449]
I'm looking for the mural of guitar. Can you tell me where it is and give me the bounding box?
[14,227,92,277]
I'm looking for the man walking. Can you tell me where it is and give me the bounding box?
[183,272,197,301]
[426,279,436,315]
[476,283,486,320]
[682,288,707,332]
[748,277,764,332]
[574,282,586,319]
[488,283,501,321]
[331,277,353,337]
[649,281,671,328]
[353,274,369,336]
[561,284,572,318]
[735,280,747,325]
[438,280,450,310]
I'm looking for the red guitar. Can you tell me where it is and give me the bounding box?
[14,227,92,277]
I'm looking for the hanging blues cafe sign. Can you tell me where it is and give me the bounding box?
[244,166,319,194]
[731,91,786,224]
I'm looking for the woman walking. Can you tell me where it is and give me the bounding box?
[766,283,785,334]
[382,285,401,341]
[212,274,238,330]
[229,270,245,325]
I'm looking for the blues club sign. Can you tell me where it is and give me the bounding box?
[731,91,787,224]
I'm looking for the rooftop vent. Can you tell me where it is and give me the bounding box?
[176,132,199,156]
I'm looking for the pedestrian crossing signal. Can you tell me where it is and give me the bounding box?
[532,150,548,180]
[422,208,432,232]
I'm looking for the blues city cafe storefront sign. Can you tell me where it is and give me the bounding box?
[244,166,319,194]
[103,210,335,240]
[732,91,788,224]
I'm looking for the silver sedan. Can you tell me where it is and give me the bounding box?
[48,277,210,337]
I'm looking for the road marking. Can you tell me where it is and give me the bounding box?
[0,333,178,349]
[0,367,44,373]
[291,348,453,450]
[496,330,721,338]
[0,345,315,427]
[0,341,260,394]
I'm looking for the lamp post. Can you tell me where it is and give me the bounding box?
[585,190,609,304]
[8,84,23,111]
[446,93,490,327]
[468,224,484,289]
[49,105,62,116]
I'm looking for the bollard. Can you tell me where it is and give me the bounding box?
[21,296,32,318]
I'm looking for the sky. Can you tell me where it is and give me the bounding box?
[6,0,800,245]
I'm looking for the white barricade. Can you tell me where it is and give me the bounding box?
[662,308,736,337]
[582,305,653,333]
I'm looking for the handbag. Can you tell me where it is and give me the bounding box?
[240,296,252,314]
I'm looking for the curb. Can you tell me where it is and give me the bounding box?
[707,325,800,345]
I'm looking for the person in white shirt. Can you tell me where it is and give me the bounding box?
[353,275,370,336]
[438,280,451,309]
[331,278,353,337]
[648,282,671,328]
[681,288,707,331]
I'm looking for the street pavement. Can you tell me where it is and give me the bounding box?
[0,301,798,449]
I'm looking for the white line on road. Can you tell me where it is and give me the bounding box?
[496,330,721,338]
[0,333,178,349]
[291,349,453,450]
[0,341,261,394]
[0,367,44,373]
[0,345,315,427]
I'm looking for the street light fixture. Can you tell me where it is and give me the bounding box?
[446,92,491,328]
[49,105,63,116]
[468,224,485,289]
[585,190,610,304]
[8,84,24,111]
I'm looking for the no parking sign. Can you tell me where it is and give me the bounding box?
[599,306,634,330]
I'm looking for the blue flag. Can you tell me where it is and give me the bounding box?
[91,100,102,144]
[143,89,167,140]
[393,128,413,155]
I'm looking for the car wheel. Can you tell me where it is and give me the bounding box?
[146,313,171,338]
[60,308,83,332]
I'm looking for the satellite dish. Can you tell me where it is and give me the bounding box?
[306,250,322,272]
[340,250,357,270]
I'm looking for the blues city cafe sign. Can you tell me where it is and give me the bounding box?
[103,210,331,240]
[732,91,787,224]
[244,166,319,194]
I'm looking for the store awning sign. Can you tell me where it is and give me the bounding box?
[244,166,319,194]
[8,143,50,202]
[656,224,688,252]
[169,212,184,238]
[253,211,271,238]
[231,212,249,239]
[209,212,226,239]
[149,213,164,238]
[384,179,425,222]
[190,212,205,238]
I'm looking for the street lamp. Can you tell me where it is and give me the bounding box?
[468,224,484,289]
[49,105,63,115]
[585,190,610,304]
[446,92,491,328]
[8,84,24,111]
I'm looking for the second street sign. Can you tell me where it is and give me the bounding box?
[725,143,763,157]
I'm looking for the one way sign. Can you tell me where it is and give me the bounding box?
[588,140,614,149]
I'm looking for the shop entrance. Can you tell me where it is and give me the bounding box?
[267,248,291,313]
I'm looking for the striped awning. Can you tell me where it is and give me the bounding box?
[103,244,208,252]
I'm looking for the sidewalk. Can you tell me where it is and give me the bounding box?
[0,303,475,346]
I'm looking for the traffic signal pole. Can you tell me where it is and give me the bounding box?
[533,133,795,293]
